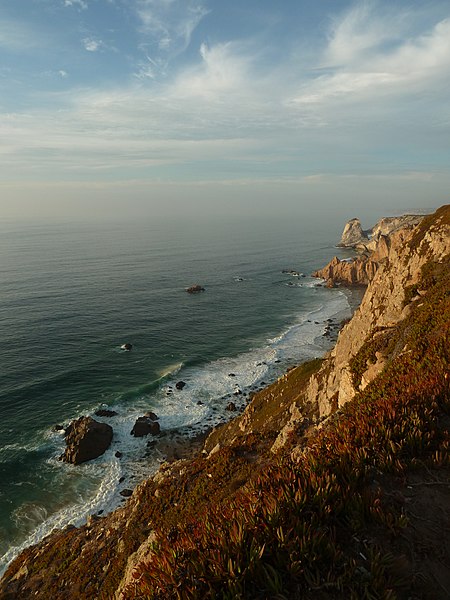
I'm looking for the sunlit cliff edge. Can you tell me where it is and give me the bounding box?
[1,205,449,600]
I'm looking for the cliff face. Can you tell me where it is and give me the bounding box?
[337,217,369,247]
[301,205,450,420]
[1,206,449,600]
[337,213,424,250]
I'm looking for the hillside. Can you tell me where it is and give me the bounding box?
[1,205,449,600]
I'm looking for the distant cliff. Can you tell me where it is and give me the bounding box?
[337,213,423,250]
[301,205,449,419]
[314,213,424,287]
[1,206,449,600]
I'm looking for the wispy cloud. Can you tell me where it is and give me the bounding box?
[0,19,43,52]
[135,0,208,58]
[64,0,88,9]
[82,37,103,52]
[291,7,450,107]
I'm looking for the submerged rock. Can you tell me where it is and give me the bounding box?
[95,409,118,418]
[121,343,133,351]
[186,284,205,293]
[61,416,113,465]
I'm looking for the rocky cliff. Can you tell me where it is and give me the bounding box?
[337,213,423,250]
[1,205,449,600]
[302,205,449,419]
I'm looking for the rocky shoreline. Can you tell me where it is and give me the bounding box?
[1,206,449,599]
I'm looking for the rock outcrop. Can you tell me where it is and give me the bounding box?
[338,213,424,250]
[337,218,369,247]
[313,255,379,286]
[292,205,450,425]
[131,416,160,437]
[61,417,113,465]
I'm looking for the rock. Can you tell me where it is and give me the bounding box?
[197,401,203,405]
[61,417,113,465]
[95,409,118,418]
[115,451,123,458]
[226,402,236,411]
[233,388,242,396]
[53,424,65,432]
[120,489,133,497]
[121,343,133,351]
[144,411,159,421]
[186,284,205,293]
[228,373,236,377]
[131,416,161,437]
[313,256,378,287]
[338,218,369,248]
[175,381,186,390]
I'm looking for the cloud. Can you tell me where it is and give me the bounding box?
[170,41,251,100]
[64,0,88,9]
[82,37,103,52]
[1,2,449,188]
[291,9,450,107]
[135,0,208,58]
[0,20,42,52]
[325,1,399,66]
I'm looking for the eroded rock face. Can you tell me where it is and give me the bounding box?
[338,218,369,248]
[313,256,379,286]
[304,208,450,420]
[61,417,113,465]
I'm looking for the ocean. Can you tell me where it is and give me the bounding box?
[0,213,356,574]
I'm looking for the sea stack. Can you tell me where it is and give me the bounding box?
[337,218,369,248]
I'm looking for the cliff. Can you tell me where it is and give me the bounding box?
[337,213,424,250]
[1,206,449,600]
[304,205,449,420]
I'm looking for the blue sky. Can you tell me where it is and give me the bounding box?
[1,0,450,219]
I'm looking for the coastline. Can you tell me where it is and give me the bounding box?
[2,206,448,599]
[0,280,357,578]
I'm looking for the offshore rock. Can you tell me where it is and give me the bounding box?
[61,417,113,465]
[338,218,369,248]
[131,416,161,437]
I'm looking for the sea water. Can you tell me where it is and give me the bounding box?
[0,213,356,574]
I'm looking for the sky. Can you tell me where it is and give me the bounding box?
[0,0,450,220]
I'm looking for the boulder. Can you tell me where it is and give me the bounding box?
[61,417,113,465]
[226,402,237,411]
[143,411,159,421]
[131,416,161,437]
[175,381,186,390]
